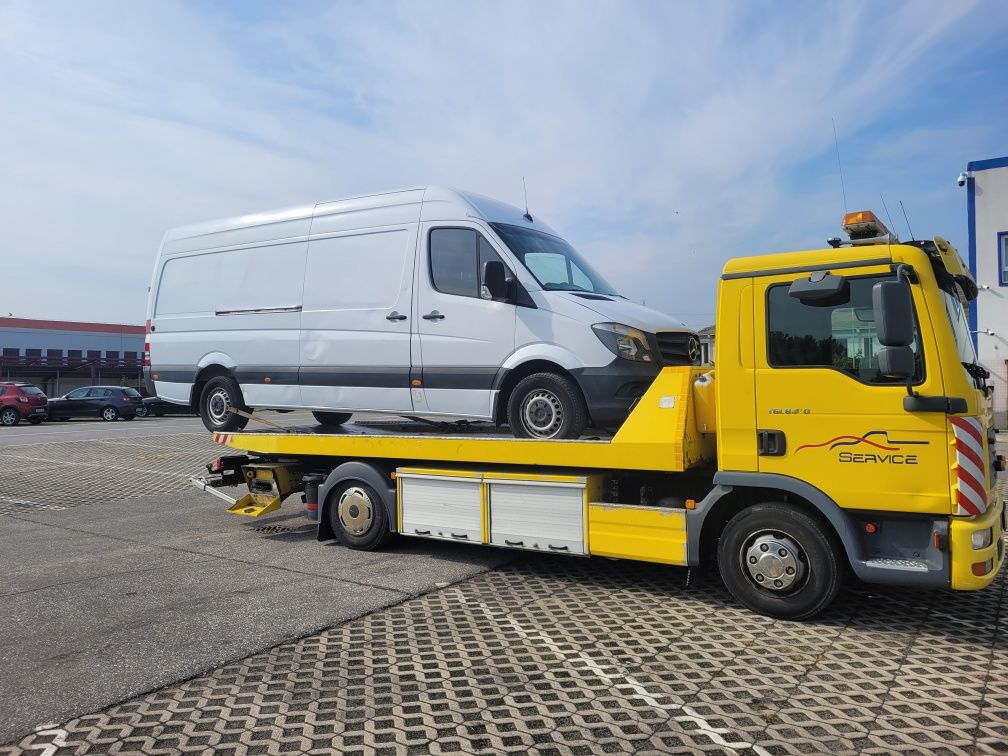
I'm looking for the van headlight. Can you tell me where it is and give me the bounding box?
[592,323,655,363]
[972,527,993,549]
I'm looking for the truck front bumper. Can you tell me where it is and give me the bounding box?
[950,496,1006,590]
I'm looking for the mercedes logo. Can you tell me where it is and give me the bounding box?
[688,336,700,363]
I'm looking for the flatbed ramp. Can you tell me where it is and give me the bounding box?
[213,367,715,473]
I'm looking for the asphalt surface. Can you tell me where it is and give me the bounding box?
[1,419,1007,753]
[0,416,511,743]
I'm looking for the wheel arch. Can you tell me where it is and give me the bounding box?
[493,359,586,425]
[688,472,860,572]
[316,460,398,542]
[189,364,236,413]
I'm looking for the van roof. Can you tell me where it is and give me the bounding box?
[160,186,559,256]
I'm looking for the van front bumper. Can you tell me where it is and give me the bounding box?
[571,360,661,431]
[950,496,1006,590]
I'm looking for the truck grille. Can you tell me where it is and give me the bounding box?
[653,331,701,366]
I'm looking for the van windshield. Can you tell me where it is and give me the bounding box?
[490,223,619,296]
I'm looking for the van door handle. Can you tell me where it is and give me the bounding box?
[386,311,407,321]
[422,311,445,321]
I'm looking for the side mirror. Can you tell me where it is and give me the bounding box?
[788,272,850,305]
[878,346,915,379]
[873,280,914,346]
[482,260,509,301]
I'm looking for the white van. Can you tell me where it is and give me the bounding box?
[145,187,698,439]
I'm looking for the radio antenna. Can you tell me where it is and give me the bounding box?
[832,117,848,212]
[899,200,915,241]
[522,177,532,222]
[879,194,897,238]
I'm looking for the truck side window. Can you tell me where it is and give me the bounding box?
[767,275,923,384]
[430,229,510,299]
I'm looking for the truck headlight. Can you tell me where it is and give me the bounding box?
[592,323,655,363]
[972,528,993,549]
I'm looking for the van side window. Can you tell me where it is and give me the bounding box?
[766,274,924,384]
[430,229,510,299]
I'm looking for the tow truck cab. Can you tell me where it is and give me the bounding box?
[717,211,1005,591]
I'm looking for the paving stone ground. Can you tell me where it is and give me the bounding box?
[0,430,1006,754]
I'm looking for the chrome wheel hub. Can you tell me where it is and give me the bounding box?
[522,390,563,438]
[338,487,374,536]
[742,532,806,592]
[207,388,232,425]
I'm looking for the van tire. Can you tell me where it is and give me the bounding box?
[717,502,843,621]
[313,411,352,427]
[328,480,391,551]
[199,376,250,433]
[507,372,588,440]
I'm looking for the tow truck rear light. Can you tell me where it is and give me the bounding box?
[144,320,152,367]
[210,457,224,473]
[842,210,894,244]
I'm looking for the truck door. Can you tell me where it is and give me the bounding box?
[299,219,419,414]
[753,265,950,515]
[414,225,516,419]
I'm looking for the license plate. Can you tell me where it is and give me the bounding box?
[32,408,46,415]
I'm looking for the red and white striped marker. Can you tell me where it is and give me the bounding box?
[950,416,987,516]
[213,433,232,446]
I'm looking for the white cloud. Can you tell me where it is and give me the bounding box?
[0,0,1006,326]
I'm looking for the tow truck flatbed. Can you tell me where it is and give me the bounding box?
[213,367,715,474]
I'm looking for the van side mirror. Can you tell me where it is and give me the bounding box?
[788,272,850,305]
[482,260,509,301]
[873,280,914,347]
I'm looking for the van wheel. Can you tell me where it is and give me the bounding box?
[199,376,250,432]
[328,481,391,551]
[507,372,587,440]
[717,503,843,620]
[313,411,352,427]
[1,407,20,426]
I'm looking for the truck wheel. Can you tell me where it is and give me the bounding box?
[313,411,352,427]
[328,481,391,551]
[1,407,20,426]
[507,372,588,440]
[717,503,842,621]
[199,376,250,433]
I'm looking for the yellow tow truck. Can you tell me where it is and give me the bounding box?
[196,211,1006,619]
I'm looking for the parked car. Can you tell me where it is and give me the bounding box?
[135,395,197,417]
[48,386,142,421]
[146,186,699,439]
[0,382,49,426]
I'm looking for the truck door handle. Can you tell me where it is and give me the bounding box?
[386,311,407,321]
[757,429,787,456]
[422,310,445,320]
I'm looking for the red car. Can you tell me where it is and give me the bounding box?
[0,382,49,426]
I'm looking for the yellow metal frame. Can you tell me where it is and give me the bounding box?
[217,367,715,474]
[950,497,1005,590]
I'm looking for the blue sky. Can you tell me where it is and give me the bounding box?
[1,0,1006,326]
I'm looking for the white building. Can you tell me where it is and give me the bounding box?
[964,155,1008,427]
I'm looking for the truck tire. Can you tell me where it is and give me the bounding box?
[717,502,843,621]
[313,411,352,427]
[328,480,392,551]
[199,376,250,433]
[507,372,588,440]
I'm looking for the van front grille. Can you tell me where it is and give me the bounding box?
[653,331,701,366]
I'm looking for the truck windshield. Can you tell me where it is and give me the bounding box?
[940,288,978,365]
[490,223,619,296]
